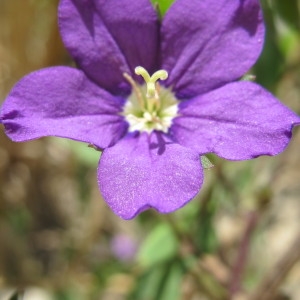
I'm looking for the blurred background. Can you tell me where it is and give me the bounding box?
[0,0,300,299]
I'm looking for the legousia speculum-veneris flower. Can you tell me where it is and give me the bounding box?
[1,0,300,219]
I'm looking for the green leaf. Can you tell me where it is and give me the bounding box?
[278,28,299,57]
[158,263,183,300]
[273,0,300,30]
[130,266,166,300]
[130,262,184,300]
[195,197,218,253]
[254,0,284,90]
[137,223,178,268]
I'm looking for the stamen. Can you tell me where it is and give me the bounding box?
[123,72,144,109]
[135,66,168,98]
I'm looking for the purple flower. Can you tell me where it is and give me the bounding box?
[111,234,138,261]
[0,0,299,219]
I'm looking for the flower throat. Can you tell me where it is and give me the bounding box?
[122,66,178,133]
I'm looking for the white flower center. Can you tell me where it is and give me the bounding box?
[122,66,179,133]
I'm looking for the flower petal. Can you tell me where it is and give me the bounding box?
[59,0,159,94]
[170,81,300,160]
[161,0,264,98]
[0,67,128,148]
[98,132,203,219]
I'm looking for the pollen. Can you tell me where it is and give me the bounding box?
[122,66,179,133]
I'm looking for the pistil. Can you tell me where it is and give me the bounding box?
[134,66,168,99]
[122,66,178,134]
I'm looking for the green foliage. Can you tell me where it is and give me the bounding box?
[133,223,184,299]
[255,0,300,90]
[55,288,83,300]
[194,198,218,254]
[273,0,300,30]
[6,209,32,236]
[137,223,178,267]
[130,261,184,300]
[254,0,284,90]
[1,1,300,299]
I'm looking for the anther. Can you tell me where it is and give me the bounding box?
[123,72,144,109]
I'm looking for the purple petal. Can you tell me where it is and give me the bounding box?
[0,67,128,149]
[161,0,264,98]
[98,132,203,219]
[59,0,159,94]
[170,81,300,160]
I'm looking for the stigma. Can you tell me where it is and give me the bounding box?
[122,66,179,134]
[135,66,168,98]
